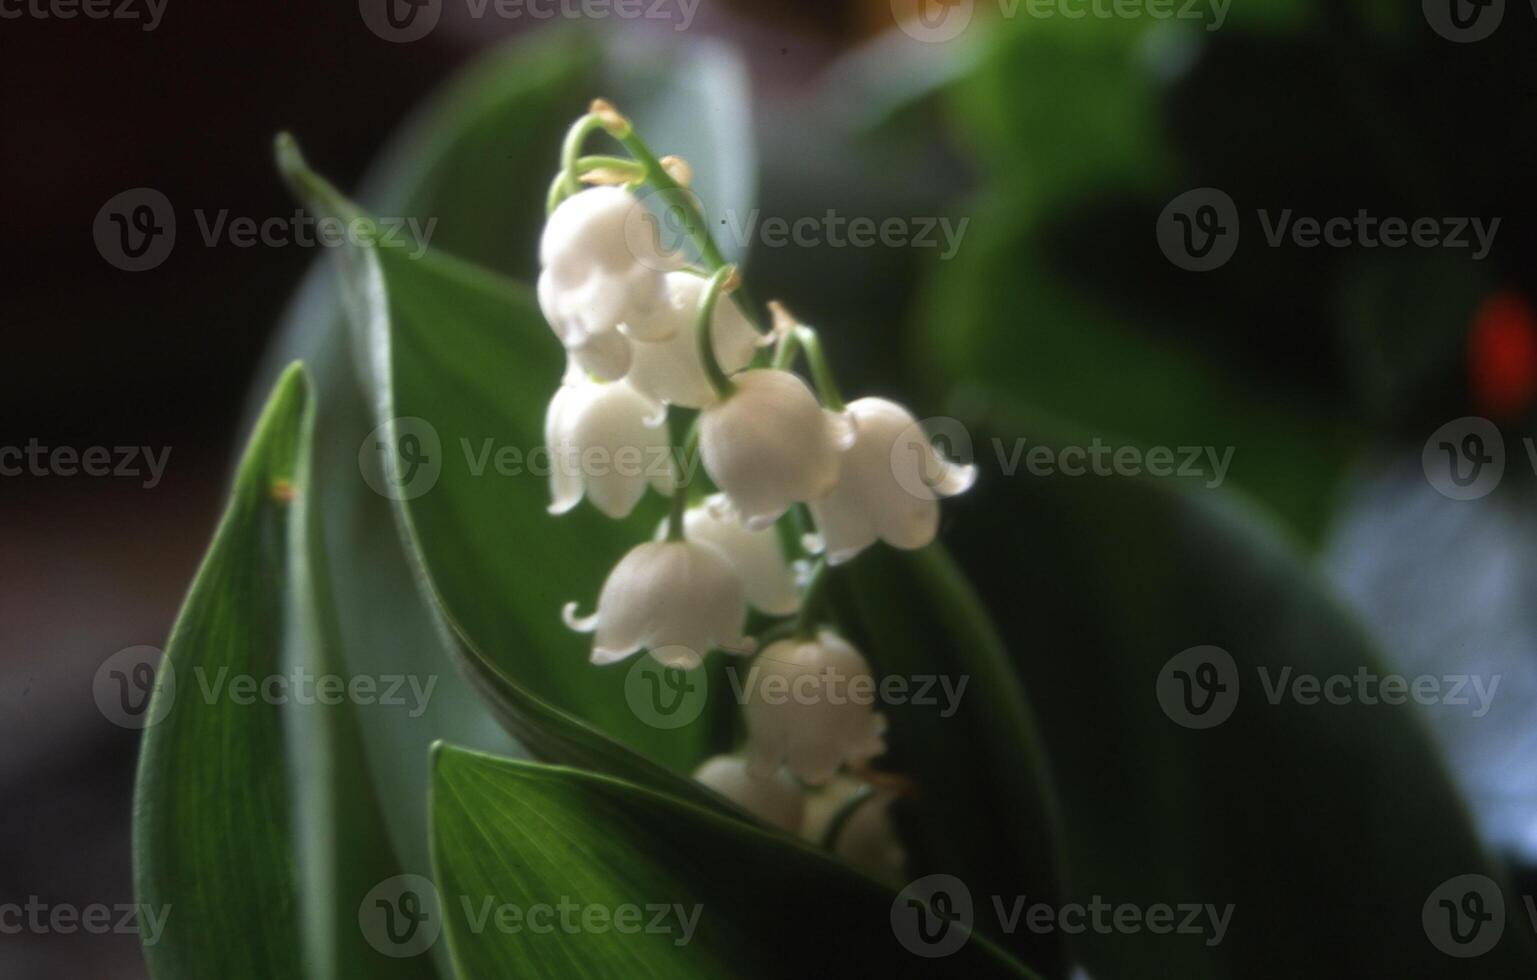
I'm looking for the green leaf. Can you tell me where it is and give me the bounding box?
[276,141,726,811]
[252,29,755,872]
[134,365,436,980]
[943,416,1537,977]
[429,744,1040,979]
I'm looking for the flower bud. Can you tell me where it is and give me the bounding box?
[699,369,855,530]
[809,398,975,565]
[693,754,804,833]
[626,272,760,408]
[564,541,753,669]
[744,630,887,785]
[545,376,673,519]
[681,495,801,616]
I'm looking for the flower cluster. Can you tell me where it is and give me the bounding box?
[539,101,974,871]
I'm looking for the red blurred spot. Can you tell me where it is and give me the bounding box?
[1469,290,1537,422]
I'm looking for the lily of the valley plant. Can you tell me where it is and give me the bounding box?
[543,100,975,876]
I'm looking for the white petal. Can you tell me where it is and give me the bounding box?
[545,383,587,515]
[562,601,599,634]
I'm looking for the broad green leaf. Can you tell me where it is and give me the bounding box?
[429,744,1040,979]
[831,546,1066,972]
[134,365,435,980]
[252,29,756,871]
[278,145,727,811]
[942,416,1537,977]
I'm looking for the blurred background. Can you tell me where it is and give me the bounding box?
[3,0,1536,976]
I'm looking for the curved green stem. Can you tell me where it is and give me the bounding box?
[560,113,611,197]
[666,422,701,542]
[697,266,738,400]
[548,156,649,214]
[666,483,689,542]
[613,128,763,333]
[773,325,846,412]
[793,557,831,640]
[819,784,877,851]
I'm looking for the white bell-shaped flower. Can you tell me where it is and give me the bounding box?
[682,494,801,616]
[538,186,679,380]
[744,630,887,785]
[693,755,805,833]
[626,271,761,408]
[564,540,753,669]
[699,370,855,530]
[545,376,673,519]
[809,398,976,565]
